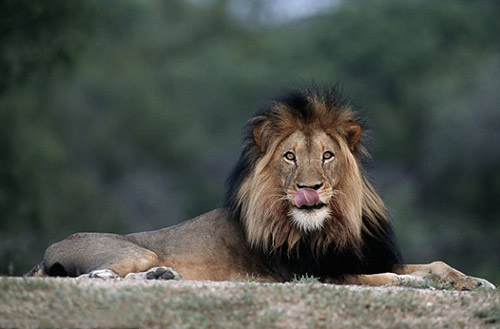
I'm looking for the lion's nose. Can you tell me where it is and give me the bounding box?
[297,182,323,190]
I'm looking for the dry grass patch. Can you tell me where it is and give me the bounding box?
[0,277,498,328]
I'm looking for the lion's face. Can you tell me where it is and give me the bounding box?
[230,91,386,254]
[274,130,342,231]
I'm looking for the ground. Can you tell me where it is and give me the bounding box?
[0,277,498,328]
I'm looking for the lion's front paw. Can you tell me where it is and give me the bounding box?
[145,267,181,280]
[455,276,496,290]
[424,261,495,290]
[125,266,182,280]
[80,269,120,279]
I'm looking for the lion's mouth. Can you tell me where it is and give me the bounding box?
[294,188,326,211]
[296,203,326,211]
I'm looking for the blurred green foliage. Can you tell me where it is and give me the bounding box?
[0,0,499,282]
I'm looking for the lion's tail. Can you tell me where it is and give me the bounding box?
[25,261,48,277]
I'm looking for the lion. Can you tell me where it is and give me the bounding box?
[28,87,494,290]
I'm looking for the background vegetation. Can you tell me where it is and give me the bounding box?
[1,0,499,283]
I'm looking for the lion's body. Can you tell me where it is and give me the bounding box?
[29,87,494,290]
[36,207,400,282]
[41,209,272,281]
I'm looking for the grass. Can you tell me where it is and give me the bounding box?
[473,304,500,325]
[291,273,320,284]
[0,276,498,328]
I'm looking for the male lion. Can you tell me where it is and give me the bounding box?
[29,88,494,289]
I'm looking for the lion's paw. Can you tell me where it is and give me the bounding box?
[420,262,496,290]
[145,267,180,280]
[125,266,182,280]
[455,276,496,290]
[79,269,120,279]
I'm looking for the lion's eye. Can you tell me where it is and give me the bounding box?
[323,151,334,161]
[284,151,296,161]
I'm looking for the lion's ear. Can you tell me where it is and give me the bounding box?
[253,124,265,151]
[345,124,362,150]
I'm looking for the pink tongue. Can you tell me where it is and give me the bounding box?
[294,188,320,207]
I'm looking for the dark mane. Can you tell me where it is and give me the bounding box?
[223,87,403,281]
